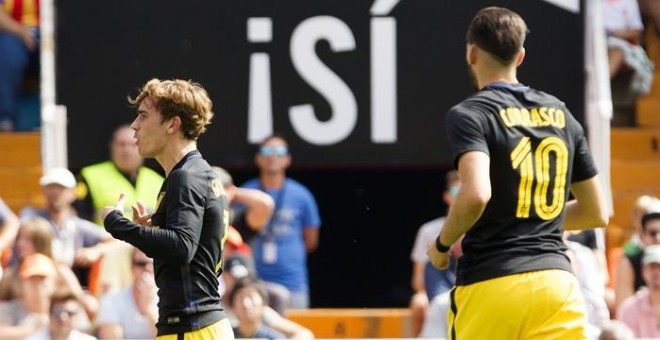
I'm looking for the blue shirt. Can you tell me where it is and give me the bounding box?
[239,178,321,292]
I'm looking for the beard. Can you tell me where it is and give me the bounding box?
[467,65,479,91]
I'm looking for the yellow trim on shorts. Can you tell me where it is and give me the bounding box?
[157,318,234,340]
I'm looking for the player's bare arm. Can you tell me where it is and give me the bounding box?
[563,175,609,231]
[429,151,490,269]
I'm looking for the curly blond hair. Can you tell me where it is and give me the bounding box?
[129,78,214,140]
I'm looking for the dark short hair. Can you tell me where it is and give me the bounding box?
[642,212,660,231]
[49,291,79,311]
[228,277,268,307]
[467,7,528,65]
[259,133,289,147]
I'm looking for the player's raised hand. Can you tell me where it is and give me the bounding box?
[132,200,153,226]
[100,193,127,222]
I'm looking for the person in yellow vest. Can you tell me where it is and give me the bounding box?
[75,124,164,296]
[75,125,163,224]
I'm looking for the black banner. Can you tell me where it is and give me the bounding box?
[58,0,583,169]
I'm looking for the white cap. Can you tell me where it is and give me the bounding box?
[643,244,660,266]
[39,168,76,189]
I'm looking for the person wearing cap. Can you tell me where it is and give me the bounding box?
[0,217,99,327]
[20,167,117,287]
[96,247,157,339]
[616,243,660,338]
[0,253,56,338]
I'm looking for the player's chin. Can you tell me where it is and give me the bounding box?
[137,147,153,158]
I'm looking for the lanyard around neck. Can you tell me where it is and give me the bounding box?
[259,180,287,239]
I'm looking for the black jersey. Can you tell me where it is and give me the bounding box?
[104,150,229,335]
[446,82,598,286]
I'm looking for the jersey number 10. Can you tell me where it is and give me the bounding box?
[511,136,568,220]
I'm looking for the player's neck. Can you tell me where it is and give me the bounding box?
[48,207,73,228]
[158,139,198,177]
[260,173,285,189]
[476,68,518,89]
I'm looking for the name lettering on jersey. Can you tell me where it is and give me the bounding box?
[499,107,566,129]
[154,192,165,212]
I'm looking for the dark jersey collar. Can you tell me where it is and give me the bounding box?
[171,150,202,173]
[483,81,529,92]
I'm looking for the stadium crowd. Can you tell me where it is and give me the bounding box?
[1,131,660,338]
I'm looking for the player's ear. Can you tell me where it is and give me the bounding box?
[282,153,292,168]
[515,47,525,67]
[466,44,477,65]
[168,116,181,134]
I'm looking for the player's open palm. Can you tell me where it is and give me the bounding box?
[100,193,127,222]
[132,200,153,227]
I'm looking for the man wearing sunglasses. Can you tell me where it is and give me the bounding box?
[238,135,321,309]
[28,292,95,340]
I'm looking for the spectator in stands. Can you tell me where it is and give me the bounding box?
[212,166,295,314]
[223,254,313,339]
[0,0,39,132]
[567,229,609,284]
[616,212,660,308]
[96,247,157,339]
[76,125,163,296]
[408,170,460,336]
[0,197,20,278]
[616,244,660,338]
[564,232,610,338]
[240,134,321,309]
[603,0,654,95]
[20,168,117,288]
[30,292,96,340]
[623,195,660,256]
[229,277,286,340]
[75,125,163,224]
[0,217,98,322]
[0,253,55,339]
[213,166,274,246]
